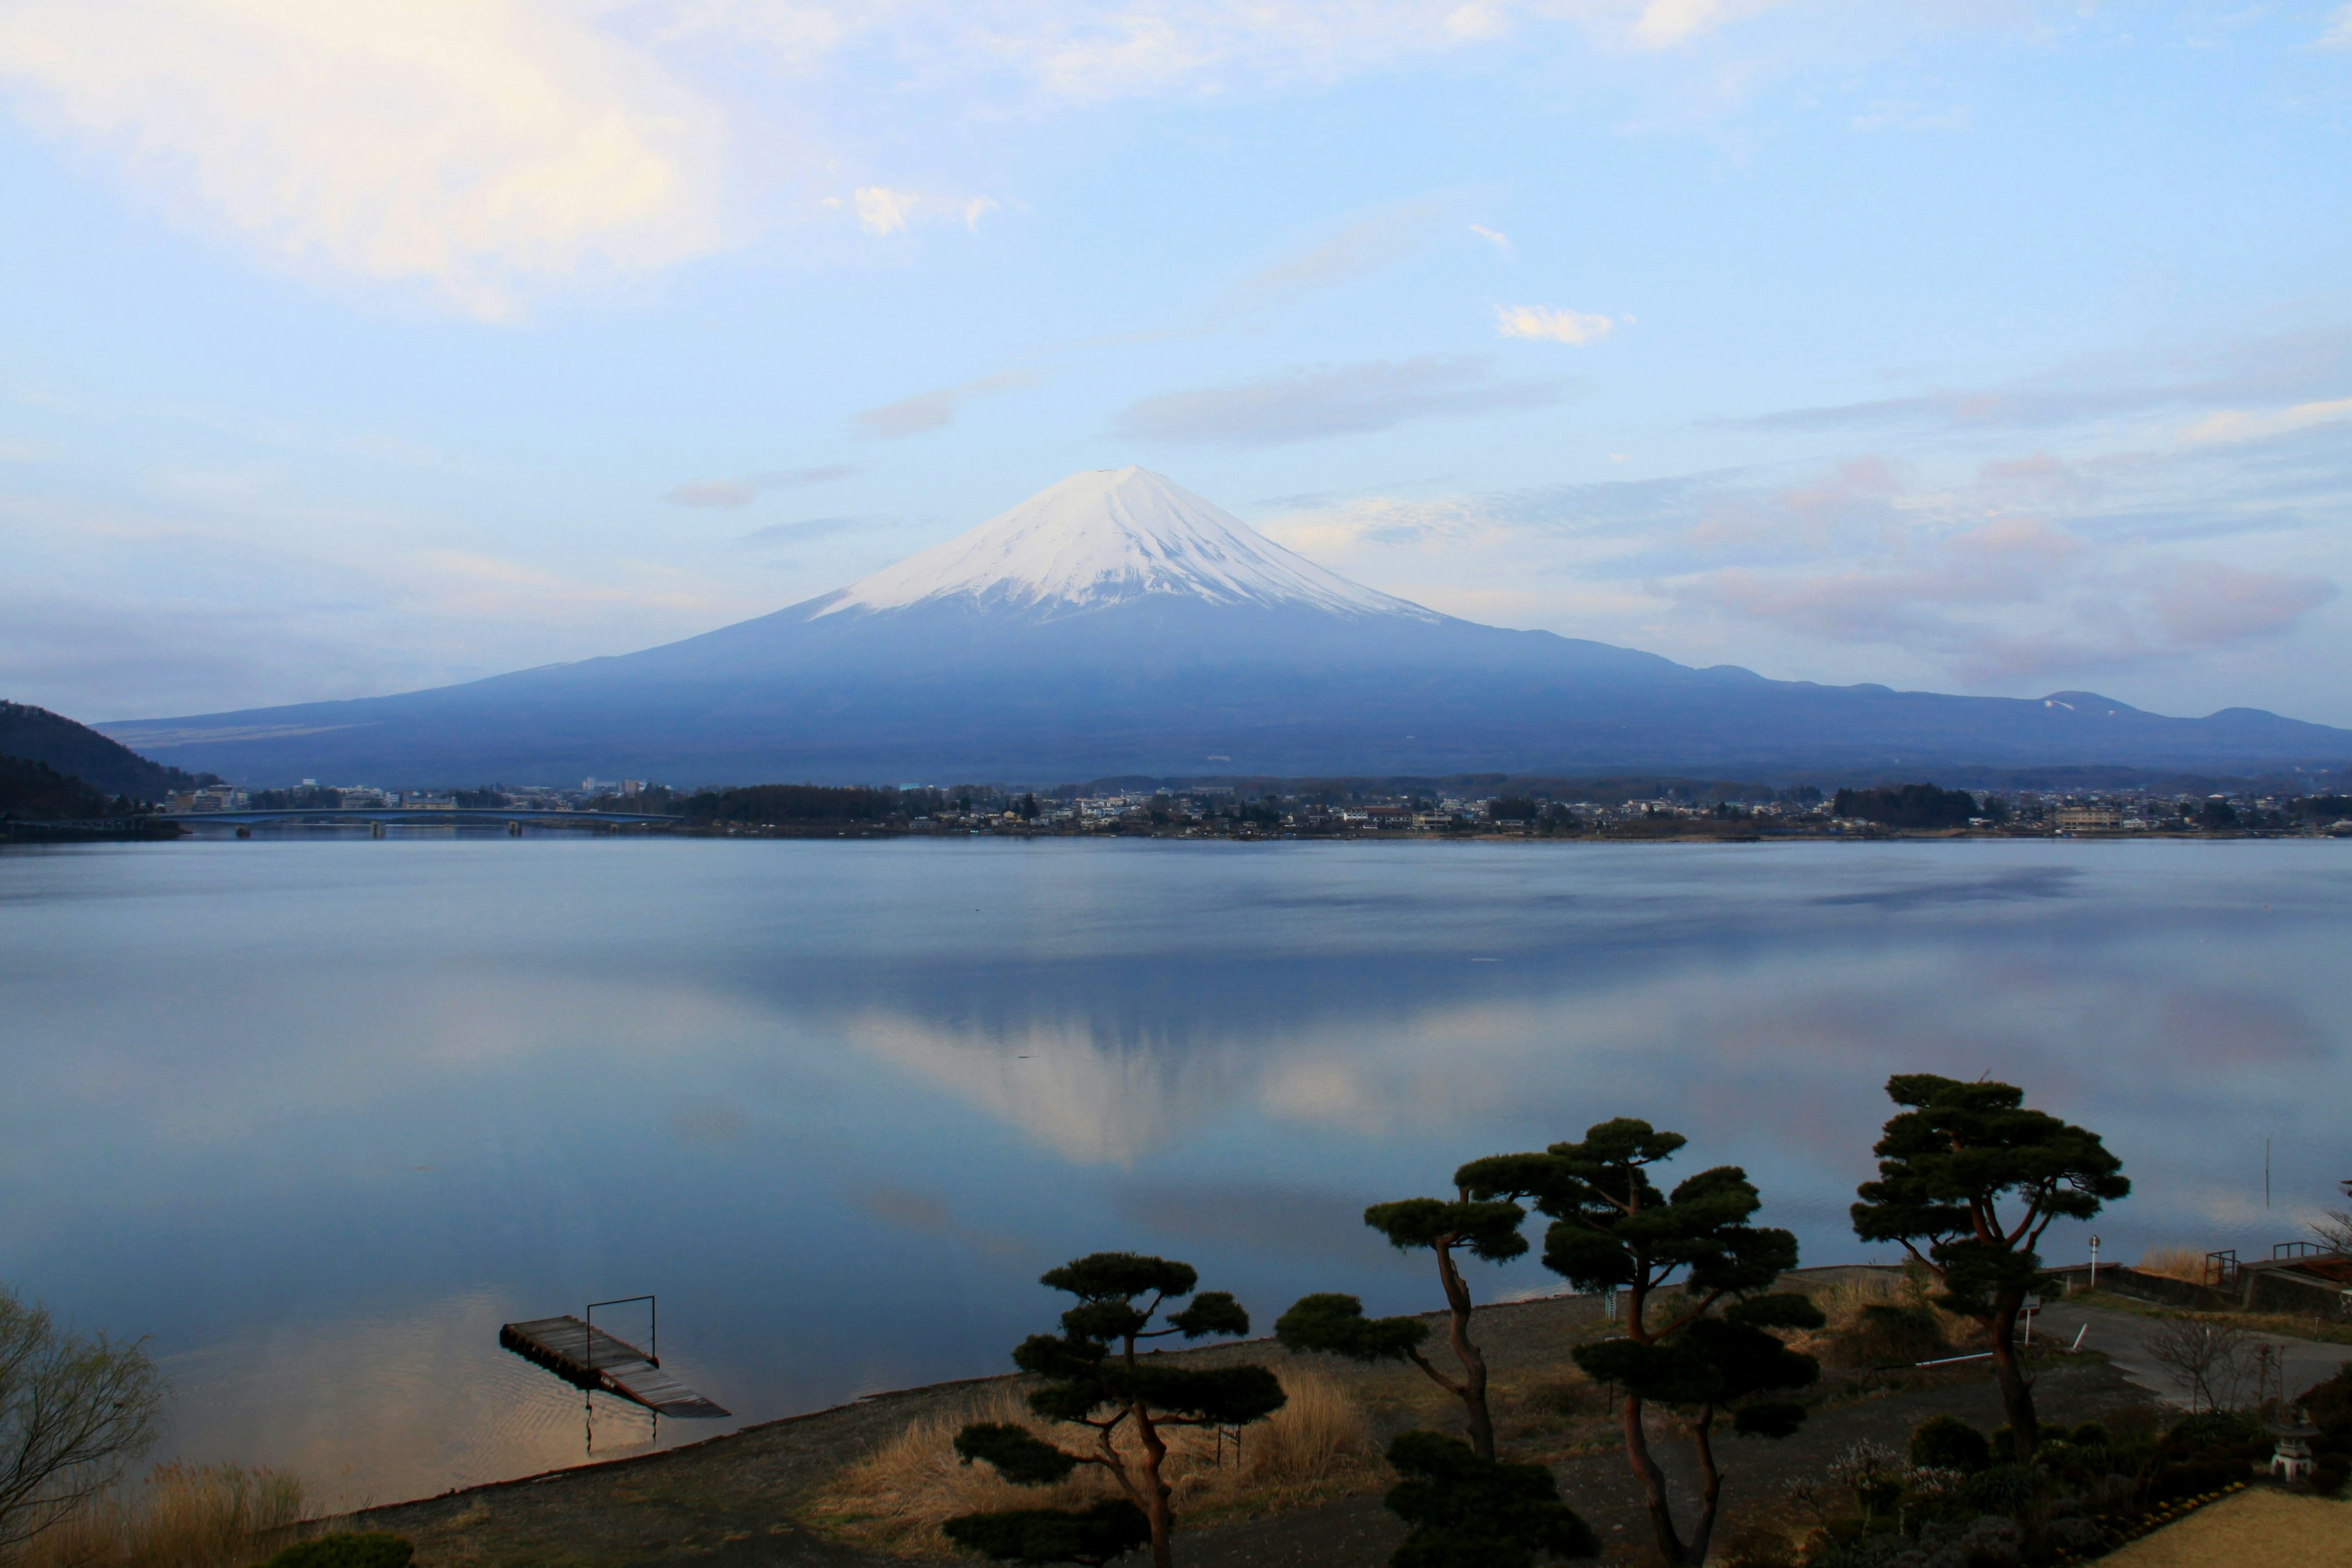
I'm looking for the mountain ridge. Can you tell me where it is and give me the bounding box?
[94,469,2352,786]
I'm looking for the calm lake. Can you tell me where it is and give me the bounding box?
[2,835,2347,1507]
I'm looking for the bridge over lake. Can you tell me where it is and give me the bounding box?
[167,807,681,827]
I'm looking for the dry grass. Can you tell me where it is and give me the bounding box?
[2137,1247,2214,1284]
[808,1371,1378,1556]
[1785,1271,1978,1367]
[2101,1488,2352,1567]
[16,1463,306,1568]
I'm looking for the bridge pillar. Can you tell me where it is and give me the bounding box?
[508,819,523,837]
[371,821,386,839]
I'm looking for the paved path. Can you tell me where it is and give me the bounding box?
[2031,1299,2352,1409]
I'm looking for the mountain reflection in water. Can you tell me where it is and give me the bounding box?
[1,837,2345,1506]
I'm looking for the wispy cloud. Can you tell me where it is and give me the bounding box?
[1495,304,1615,344]
[0,0,727,320]
[2321,4,2352,48]
[1114,356,1567,446]
[2177,398,2352,447]
[839,186,999,236]
[662,464,855,508]
[853,371,1041,439]
[731,515,870,548]
[1212,196,1455,320]
[1469,224,1513,257]
[1721,330,2352,437]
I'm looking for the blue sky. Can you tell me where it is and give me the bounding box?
[4,1,2351,726]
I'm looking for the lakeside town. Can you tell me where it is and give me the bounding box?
[161,775,2352,840]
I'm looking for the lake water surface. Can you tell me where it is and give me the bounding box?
[2,835,2347,1507]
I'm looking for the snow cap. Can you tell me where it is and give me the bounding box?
[816,467,1436,621]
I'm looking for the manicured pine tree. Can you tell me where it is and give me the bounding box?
[949,1253,1284,1568]
[1850,1074,2128,1446]
[1274,1176,1528,1459]
[1461,1120,1822,1567]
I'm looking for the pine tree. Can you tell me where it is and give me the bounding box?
[949,1253,1284,1568]
[1850,1074,2127,1444]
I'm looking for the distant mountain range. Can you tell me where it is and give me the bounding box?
[98,468,2352,788]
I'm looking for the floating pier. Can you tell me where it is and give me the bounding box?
[498,1315,729,1417]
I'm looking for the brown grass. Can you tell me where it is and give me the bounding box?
[18,1463,306,1568]
[807,1371,1378,1556]
[2137,1247,2214,1284]
[2101,1488,2352,1567]
[1785,1271,1979,1366]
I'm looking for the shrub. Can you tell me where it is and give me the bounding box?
[1845,1305,1946,1367]
[1908,1417,1989,1474]
[1958,1464,2034,1514]
[1381,1431,1597,1568]
[255,1534,414,1568]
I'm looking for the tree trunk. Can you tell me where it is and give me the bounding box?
[1684,1406,1724,1567]
[1134,1404,1175,1568]
[1620,1390,1687,1565]
[1434,1241,1495,1460]
[1984,1292,2038,1449]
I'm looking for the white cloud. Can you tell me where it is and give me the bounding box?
[2177,398,2352,447]
[1621,0,1783,50]
[0,0,727,320]
[846,184,998,237]
[853,185,915,236]
[664,0,1787,105]
[1469,223,1513,256]
[1495,303,1616,344]
[2321,4,2352,49]
[853,370,1041,438]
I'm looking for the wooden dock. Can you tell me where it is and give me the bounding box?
[499,1316,729,1417]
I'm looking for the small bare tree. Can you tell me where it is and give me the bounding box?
[2313,1178,2352,1255]
[2142,1319,2250,1414]
[1,1285,164,1554]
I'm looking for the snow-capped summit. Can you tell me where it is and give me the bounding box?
[814,467,1438,622]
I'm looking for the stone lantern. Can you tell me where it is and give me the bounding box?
[2269,1408,2321,1483]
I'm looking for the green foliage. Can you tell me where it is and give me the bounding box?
[1572,1311,1820,1428]
[1382,1431,1597,1567]
[1850,1075,2127,1319]
[1273,1294,1429,1363]
[1957,1463,2035,1513]
[253,1532,414,1568]
[1362,1197,1528,1262]
[0,755,115,821]
[941,1502,1150,1567]
[1830,784,1978,829]
[1463,1122,1798,1300]
[2299,1365,2352,1496]
[1908,1415,1989,1474]
[953,1424,1080,1486]
[674,783,899,824]
[952,1253,1283,1567]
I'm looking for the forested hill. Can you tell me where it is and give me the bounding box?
[0,701,213,801]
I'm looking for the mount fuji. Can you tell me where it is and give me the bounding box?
[105,467,2352,786]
